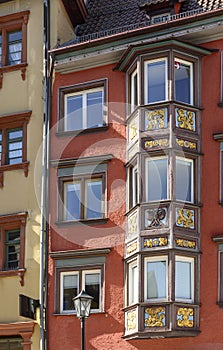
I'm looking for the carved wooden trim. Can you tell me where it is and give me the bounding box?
[0,321,34,350]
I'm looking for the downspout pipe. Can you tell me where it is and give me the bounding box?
[40,1,51,349]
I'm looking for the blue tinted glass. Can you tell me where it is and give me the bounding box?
[66,94,83,131]
[87,91,103,128]
[8,31,22,42]
[9,130,23,139]
[175,260,192,299]
[175,61,192,104]
[65,182,81,220]
[147,158,168,201]
[147,60,166,103]
[176,158,192,202]
[147,260,166,299]
[8,31,22,66]
[86,179,102,219]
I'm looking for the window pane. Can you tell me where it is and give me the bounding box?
[65,94,83,131]
[175,259,193,301]
[176,157,193,202]
[0,337,23,350]
[8,31,22,66]
[0,131,2,164]
[7,129,23,164]
[131,70,138,111]
[64,182,81,220]
[84,272,100,310]
[85,179,102,219]
[147,157,168,201]
[5,230,20,270]
[63,274,78,311]
[128,262,138,305]
[146,59,166,103]
[146,259,167,299]
[175,60,193,104]
[86,90,103,128]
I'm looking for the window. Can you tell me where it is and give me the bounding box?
[175,256,194,302]
[220,142,223,204]
[176,157,194,203]
[146,156,168,202]
[174,58,193,104]
[0,111,31,187]
[144,256,168,301]
[144,58,167,104]
[212,236,223,307]
[0,337,23,350]
[129,164,138,208]
[0,212,27,285]
[127,260,138,305]
[0,11,29,87]
[62,175,104,221]
[130,69,138,112]
[151,13,170,23]
[52,248,110,314]
[59,80,107,133]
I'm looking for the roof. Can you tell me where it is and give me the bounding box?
[59,0,223,47]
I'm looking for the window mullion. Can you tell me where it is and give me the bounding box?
[83,93,87,129]
[1,128,7,166]
[2,29,7,66]
[81,178,85,219]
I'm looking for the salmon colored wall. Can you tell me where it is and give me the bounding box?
[48,46,223,349]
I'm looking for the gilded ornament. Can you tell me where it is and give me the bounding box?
[127,309,137,331]
[177,308,194,328]
[144,237,168,248]
[176,108,195,131]
[129,124,137,141]
[144,138,169,149]
[176,208,194,229]
[145,307,165,327]
[176,138,196,150]
[126,241,138,255]
[128,213,137,236]
[176,238,196,249]
[146,109,166,130]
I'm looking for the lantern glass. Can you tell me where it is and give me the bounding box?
[73,290,93,318]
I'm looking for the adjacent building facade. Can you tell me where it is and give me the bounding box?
[0,1,75,349]
[48,0,223,349]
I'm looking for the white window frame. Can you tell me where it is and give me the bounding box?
[130,69,138,112]
[144,57,168,104]
[174,57,194,105]
[64,86,104,131]
[176,156,194,203]
[145,156,168,202]
[60,271,79,314]
[128,259,138,306]
[175,255,194,303]
[144,255,168,302]
[82,269,101,312]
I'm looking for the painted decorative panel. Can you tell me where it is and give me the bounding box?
[126,309,137,332]
[175,108,196,132]
[127,211,138,238]
[145,306,166,327]
[145,207,167,228]
[176,138,197,150]
[175,238,196,249]
[126,240,138,256]
[145,108,168,130]
[144,138,169,150]
[176,208,195,229]
[176,307,194,328]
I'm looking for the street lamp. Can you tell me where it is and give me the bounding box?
[73,290,93,350]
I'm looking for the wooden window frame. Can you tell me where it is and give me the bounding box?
[0,212,27,286]
[0,110,31,187]
[0,10,29,88]
[58,79,108,135]
[59,173,106,224]
[212,236,223,307]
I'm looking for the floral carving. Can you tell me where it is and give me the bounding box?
[145,109,167,130]
[177,308,194,328]
[176,208,194,229]
[146,208,167,228]
[145,307,165,327]
[127,309,137,331]
[176,108,195,131]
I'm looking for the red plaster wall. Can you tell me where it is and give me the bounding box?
[48,44,223,349]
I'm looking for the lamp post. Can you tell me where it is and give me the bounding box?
[73,290,93,350]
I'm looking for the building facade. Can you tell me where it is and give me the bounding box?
[0,0,75,349]
[48,0,223,349]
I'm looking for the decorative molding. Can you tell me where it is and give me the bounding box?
[51,154,113,168]
[176,138,197,150]
[145,108,167,130]
[175,238,196,249]
[176,208,195,229]
[145,208,167,228]
[176,108,196,131]
[144,237,168,248]
[177,308,194,328]
[144,138,169,150]
[126,309,137,332]
[126,241,138,255]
